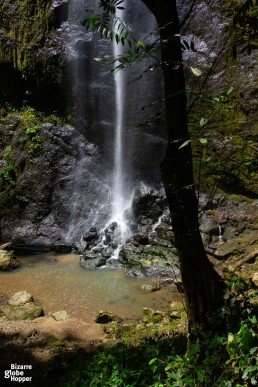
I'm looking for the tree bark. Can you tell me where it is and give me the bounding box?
[142,0,225,333]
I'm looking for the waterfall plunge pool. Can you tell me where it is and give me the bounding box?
[0,253,179,323]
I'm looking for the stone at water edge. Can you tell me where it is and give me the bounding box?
[8,290,33,306]
[7,303,44,321]
[80,254,106,269]
[95,311,123,324]
[0,250,20,270]
[139,283,161,292]
[52,310,70,321]
[7,291,44,320]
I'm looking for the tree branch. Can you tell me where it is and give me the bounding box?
[180,0,198,30]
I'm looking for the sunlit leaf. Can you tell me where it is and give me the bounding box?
[178,139,191,149]
[199,138,208,145]
[149,358,158,365]
[199,117,208,127]
[190,66,202,76]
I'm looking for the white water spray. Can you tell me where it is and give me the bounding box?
[218,223,224,243]
[110,3,131,243]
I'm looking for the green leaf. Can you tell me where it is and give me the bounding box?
[178,139,191,149]
[199,138,208,145]
[149,358,158,365]
[249,346,258,355]
[227,86,234,95]
[249,315,257,324]
[199,117,208,127]
[136,40,145,49]
[190,66,202,76]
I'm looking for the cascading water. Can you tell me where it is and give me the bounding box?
[62,0,165,250]
[110,3,132,247]
[63,0,112,243]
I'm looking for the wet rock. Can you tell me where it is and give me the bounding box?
[149,235,174,249]
[0,118,109,246]
[118,244,144,263]
[119,242,179,278]
[95,311,123,324]
[154,224,174,242]
[131,232,149,246]
[8,291,33,306]
[132,182,164,223]
[79,254,106,269]
[52,310,70,321]
[101,247,115,258]
[52,243,73,253]
[0,250,20,271]
[83,227,99,246]
[139,283,161,292]
[104,222,117,244]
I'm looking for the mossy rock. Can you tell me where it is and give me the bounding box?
[7,302,44,320]
[115,324,136,340]
[0,250,20,271]
[142,308,165,324]
[95,311,123,324]
[103,321,118,337]
[44,334,66,349]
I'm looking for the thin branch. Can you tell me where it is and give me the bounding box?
[180,0,198,30]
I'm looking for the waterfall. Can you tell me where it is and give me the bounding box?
[110,3,132,244]
[63,0,112,243]
[62,0,165,248]
[218,223,224,243]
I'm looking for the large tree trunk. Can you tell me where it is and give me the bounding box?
[142,0,225,332]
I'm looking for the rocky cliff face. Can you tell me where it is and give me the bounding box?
[180,0,258,195]
[0,114,109,245]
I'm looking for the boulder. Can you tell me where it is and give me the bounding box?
[83,227,99,245]
[132,182,164,223]
[8,291,33,306]
[7,291,44,320]
[142,308,165,324]
[0,250,20,271]
[139,283,161,292]
[95,311,123,324]
[7,303,44,321]
[52,310,70,321]
[80,254,106,269]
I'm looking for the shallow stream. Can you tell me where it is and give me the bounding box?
[0,253,178,323]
